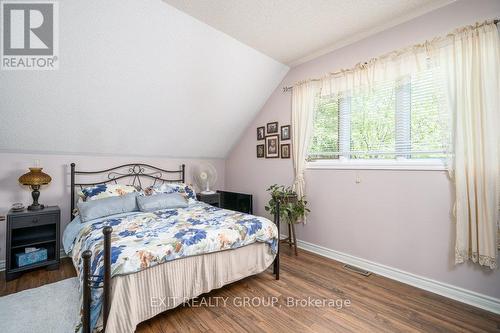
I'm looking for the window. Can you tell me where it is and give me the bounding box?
[309,98,339,158]
[308,67,450,169]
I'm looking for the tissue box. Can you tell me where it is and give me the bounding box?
[16,248,48,267]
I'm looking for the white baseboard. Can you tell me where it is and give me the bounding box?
[295,238,500,315]
[0,249,68,272]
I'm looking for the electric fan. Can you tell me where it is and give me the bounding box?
[193,163,217,194]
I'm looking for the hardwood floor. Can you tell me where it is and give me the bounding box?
[1,247,499,332]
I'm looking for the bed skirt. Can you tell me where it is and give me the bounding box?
[103,242,275,333]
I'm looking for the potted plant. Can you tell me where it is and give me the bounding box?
[265,184,310,255]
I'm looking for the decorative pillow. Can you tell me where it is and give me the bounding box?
[71,190,86,217]
[166,183,197,200]
[79,184,138,201]
[136,193,188,212]
[77,193,138,222]
[143,183,197,201]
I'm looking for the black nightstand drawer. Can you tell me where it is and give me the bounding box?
[10,213,56,229]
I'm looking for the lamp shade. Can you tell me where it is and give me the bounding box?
[18,168,52,186]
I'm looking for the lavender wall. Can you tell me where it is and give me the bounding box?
[0,152,225,261]
[226,0,500,299]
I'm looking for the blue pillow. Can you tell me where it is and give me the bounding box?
[78,192,138,222]
[136,193,188,212]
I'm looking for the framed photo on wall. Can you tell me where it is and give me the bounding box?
[257,126,265,140]
[266,121,279,134]
[257,144,265,158]
[281,125,290,140]
[281,144,290,158]
[265,135,280,158]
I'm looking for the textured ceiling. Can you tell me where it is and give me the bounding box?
[163,0,454,66]
[0,0,288,159]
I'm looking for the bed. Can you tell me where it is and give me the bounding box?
[64,163,280,333]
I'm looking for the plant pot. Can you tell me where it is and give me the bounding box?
[283,194,298,205]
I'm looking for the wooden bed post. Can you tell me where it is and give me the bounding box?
[273,200,280,280]
[82,250,92,333]
[103,226,112,332]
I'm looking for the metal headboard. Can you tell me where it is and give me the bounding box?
[70,163,185,214]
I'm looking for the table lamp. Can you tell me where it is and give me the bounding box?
[18,166,52,211]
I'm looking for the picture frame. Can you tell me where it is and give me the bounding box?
[265,135,280,158]
[266,121,279,134]
[256,144,265,158]
[257,126,265,140]
[281,125,291,140]
[281,143,290,159]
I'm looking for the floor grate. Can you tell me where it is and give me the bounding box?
[343,264,372,277]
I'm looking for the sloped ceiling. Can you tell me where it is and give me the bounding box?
[164,0,454,66]
[0,0,289,159]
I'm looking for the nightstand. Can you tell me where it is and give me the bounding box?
[5,206,60,281]
[197,192,221,207]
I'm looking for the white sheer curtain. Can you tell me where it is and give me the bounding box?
[291,81,319,200]
[443,22,499,269]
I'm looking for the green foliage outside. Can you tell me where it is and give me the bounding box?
[309,70,449,160]
[309,99,338,159]
[350,83,395,159]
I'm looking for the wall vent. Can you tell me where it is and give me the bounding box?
[343,264,372,277]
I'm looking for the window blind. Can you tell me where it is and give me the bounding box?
[308,67,449,161]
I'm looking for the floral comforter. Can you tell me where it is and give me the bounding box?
[70,202,278,331]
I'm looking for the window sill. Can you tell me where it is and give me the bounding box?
[306,159,447,171]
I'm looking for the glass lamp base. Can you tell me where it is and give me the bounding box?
[28,186,44,210]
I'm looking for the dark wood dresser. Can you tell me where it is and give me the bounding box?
[197,192,221,207]
[197,191,253,214]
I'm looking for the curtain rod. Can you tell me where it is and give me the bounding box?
[282,19,499,93]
